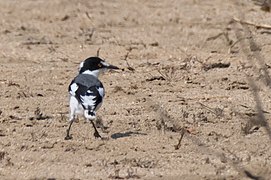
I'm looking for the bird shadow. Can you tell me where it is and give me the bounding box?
[111,131,147,139]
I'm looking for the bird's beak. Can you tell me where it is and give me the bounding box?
[101,61,120,70]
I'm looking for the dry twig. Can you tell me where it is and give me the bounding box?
[174,128,186,150]
[206,31,233,46]
[123,48,135,72]
[232,6,271,142]
[96,47,101,57]
[233,17,271,29]
[198,102,224,118]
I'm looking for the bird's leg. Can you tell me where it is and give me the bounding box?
[65,120,74,140]
[90,120,102,138]
[66,97,78,140]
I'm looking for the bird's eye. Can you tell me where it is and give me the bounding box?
[98,63,102,68]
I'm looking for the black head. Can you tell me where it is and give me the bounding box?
[79,57,119,74]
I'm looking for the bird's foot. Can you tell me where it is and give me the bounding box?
[94,131,102,139]
[64,135,73,140]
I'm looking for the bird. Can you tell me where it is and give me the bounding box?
[65,56,119,140]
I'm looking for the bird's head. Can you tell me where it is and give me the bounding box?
[79,57,119,77]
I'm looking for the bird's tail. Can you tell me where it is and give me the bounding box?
[84,107,96,120]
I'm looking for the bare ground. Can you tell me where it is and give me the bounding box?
[1,0,271,179]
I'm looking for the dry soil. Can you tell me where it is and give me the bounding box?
[1,0,271,179]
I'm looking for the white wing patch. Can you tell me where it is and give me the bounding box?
[81,95,96,108]
[70,83,78,96]
[97,87,105,97]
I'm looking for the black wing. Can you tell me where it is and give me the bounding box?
[69,79,104,111]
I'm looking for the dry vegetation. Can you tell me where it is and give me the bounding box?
[0,0,271,179]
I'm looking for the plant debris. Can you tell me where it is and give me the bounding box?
[29,107,51,120]
[203,62,230,71]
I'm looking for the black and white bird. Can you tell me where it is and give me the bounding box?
[65,56,119,140]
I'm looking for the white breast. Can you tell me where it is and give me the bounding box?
[70,83,78,96]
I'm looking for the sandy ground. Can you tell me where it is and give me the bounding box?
[1,0,271,179]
